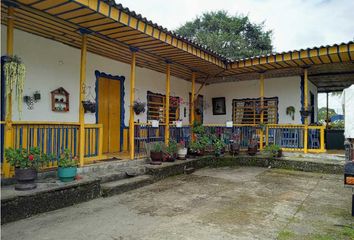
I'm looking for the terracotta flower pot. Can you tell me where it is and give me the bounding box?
[14,168,37,191]
[150,151,163,165]
[230,143,240,155]
[247,145,258,156]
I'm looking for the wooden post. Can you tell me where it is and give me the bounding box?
[190,72,196,125]
[304,68,309,154]
[165,62,171,144]
[78,31,87,167]
[129,47,138,160]
[259,73,265,150]
[3,5,15,178]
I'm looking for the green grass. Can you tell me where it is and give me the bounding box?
[277,230,295,240]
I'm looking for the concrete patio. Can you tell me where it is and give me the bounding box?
[2,166,353,240]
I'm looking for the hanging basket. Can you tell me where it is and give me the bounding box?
[82,101,96,113]
[133,101,146,115]
[300,109,312,117]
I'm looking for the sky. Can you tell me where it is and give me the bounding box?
[117,0,353,110]
[117,0,354,53]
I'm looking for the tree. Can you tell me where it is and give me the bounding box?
[175,10,273,60]
[318,107,336,122]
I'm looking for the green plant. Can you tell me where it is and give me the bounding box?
[4,55,26,118]
[58,149,78,168]
[192,121,205,135]
[189,141,203,152]
[264,144,281,157]
[214,138,226,152]
[328,120,344,129]
[151,142,164,153]
[286,106,295,120]
[166,140,178,155]
[4,147,48,170]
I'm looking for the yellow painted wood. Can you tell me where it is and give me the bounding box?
[79,33,87,167]
[3,6,15,178]
[123,128,128,151]
[304,68,308,154]
[190,72,196,125]
[129,50,137,160]
[98,77,109,153]
[108,79,121,152]
[165,63,171,144]
[259,73,264,150]
[320,126,325,152]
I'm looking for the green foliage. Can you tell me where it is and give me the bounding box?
[328,120,344,129]
[192,121,205,135]
[318,107,336,122]
[151,142,164,153]
[264,144,281,157]
[213,138,226,152]
[58,149,78,168]
[5,147,49,170]
[175,10,273,59]
[189,141,204,152]
[166,140,178,155]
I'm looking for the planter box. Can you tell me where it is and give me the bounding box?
[326,129,345,150]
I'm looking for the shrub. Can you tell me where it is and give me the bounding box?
[5,147,49,170]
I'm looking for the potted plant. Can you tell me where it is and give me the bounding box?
[177,140,188,160]
[264,144,282,158]
[300,108,312,118]
[247,136,258,156]
[133,101,146,115]
[165,139,178,162]
[150,142,164,165]
[230,133,240,156]
[33,91,41,101]
[82,100,96,113]
[57,149,78,182]
[286,106,295,120]
[4,147,48,190]
[214,138,226,157]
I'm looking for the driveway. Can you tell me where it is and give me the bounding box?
[2,167,353,240]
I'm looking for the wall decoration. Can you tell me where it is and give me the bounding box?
[51,87,69,112]
[23,91,41,110]
[212,97,226,115]
[286,106,295,120]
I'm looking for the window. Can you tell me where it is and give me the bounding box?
[232,97,278,124]
[147,91,180,123]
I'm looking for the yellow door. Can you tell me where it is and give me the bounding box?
[98,77,121,153]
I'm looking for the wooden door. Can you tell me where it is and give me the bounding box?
[189,93,203,124]
[98,77,121,153]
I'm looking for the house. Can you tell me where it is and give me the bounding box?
[1,0,354,178]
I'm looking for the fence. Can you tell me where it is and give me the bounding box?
[1,121,103,174]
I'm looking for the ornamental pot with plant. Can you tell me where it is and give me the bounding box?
[82,100,96,113]
[177,140,188,160]
[165,139,178,162]
[247,136,258,156]
[133,101,146,115]
[4,147,49,190]
[229,133,241,156]
[57,149,78,182]
[264,144,282,158]
[300,108,312,118]
[150,142,164,165]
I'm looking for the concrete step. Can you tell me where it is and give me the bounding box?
[101,175,154,197]
[84,166,147,184]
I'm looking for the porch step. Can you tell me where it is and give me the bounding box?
[84,166,147,184]
[101,175,153,197]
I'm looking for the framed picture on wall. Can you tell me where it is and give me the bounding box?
[212,97,226,115]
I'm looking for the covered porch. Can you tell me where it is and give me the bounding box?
[1,0,353,178]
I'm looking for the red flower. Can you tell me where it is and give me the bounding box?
[28,155,34,161]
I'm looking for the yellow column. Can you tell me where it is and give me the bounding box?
[79,32,87,167]
[303,68,309,154]
[165,62,171,144]
[259,73,265,150]
[129,47,138,160]
[3,6,15,178]
[190,72,196,126]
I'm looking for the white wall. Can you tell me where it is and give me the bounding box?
[203,76,304,124]
[1,26,201,126]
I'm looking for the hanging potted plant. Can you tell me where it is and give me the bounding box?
[300,108,312,118]
[177,140,188,160]
[4,147,49,190]
[4,55,26,117]
[57,149,78,182]
[286,106,295,120]
[133,100,146,115]
[82,100,96,113]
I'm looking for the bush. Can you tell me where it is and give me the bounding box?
[5,147,49,170]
